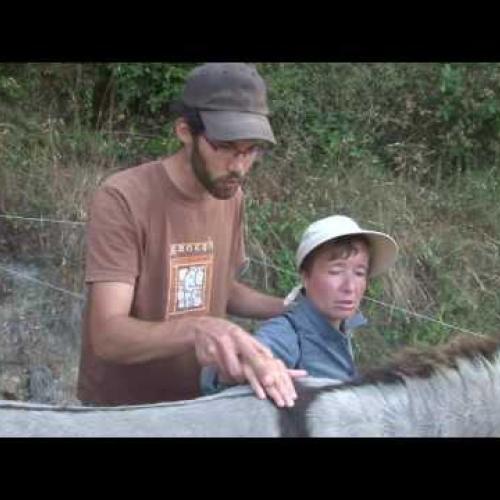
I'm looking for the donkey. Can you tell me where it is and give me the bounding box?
[1,334,499,437]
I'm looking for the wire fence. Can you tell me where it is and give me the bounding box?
[0,262,85,301]
[0,213,487,338]
[0,214,85,226]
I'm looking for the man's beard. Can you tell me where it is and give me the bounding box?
[191,139,244,200]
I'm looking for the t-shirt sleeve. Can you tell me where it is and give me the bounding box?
[254,316,301,369]
[85,185,141,285]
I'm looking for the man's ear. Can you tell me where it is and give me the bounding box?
[174,118,193,146]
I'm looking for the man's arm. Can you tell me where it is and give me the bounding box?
[87,281,199,364]
[87,281,275,365]
[87,281,302,407]
[226,281,285,319]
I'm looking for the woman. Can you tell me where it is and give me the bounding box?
[201,215,398,400]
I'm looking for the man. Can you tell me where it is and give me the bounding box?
[77,63,306,408]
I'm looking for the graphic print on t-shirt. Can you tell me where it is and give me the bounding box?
[167,239,214,316]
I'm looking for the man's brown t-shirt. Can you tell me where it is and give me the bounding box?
[77,160,246,405]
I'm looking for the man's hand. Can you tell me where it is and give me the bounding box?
[241,358,307,408]
[194,317,307,407]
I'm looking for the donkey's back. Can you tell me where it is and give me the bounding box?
[1,334,500,437]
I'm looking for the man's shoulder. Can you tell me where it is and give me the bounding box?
[102,160,164,192]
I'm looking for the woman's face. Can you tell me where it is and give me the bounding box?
[302,239,370,330]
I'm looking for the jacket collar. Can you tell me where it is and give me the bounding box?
[290,291,368,338]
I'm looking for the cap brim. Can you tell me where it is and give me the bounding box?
[200,110,276,145]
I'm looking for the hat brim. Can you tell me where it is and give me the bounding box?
[200,110,276,145]
[360,231,399,278]
[297,230,398,278]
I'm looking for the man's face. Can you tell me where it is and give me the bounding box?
[302,240,370,330]
[190,134,262,200]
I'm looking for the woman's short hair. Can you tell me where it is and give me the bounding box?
[300,234,371,274]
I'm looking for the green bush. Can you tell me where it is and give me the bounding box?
[113,63,194,121]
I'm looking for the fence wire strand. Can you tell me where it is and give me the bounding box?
[0,213,486,337]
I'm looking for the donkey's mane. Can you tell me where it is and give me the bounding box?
[282,333,500,437]
[347,333,500,389]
